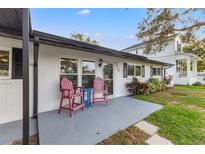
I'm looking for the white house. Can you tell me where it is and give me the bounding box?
[122,34,201,85]
[0,12,171,125]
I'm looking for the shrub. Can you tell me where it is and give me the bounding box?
[125,78,149,96]
[147,78,166,93]
[126,77,166,96]
[193,82,205,86]
[164,75,173,85]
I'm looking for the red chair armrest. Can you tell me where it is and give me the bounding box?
[74,86,83,93]
[76,86,83,89]
[60,89,71,96]
[105,84,108,90]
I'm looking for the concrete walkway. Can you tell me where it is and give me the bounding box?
[38,96,162,145]
[135,120,173,145]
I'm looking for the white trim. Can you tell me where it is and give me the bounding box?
[81,59,96,87]
[59,57,79,86]
[127,63,143,78]
[152,66,161,76]
[81,59,96,76]
[102,61,115,98]
[0,47,12,79]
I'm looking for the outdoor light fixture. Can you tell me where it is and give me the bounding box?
[98,58,103,67]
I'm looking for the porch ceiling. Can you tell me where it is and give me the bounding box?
[0,9,32,38]
[38,96,162,145]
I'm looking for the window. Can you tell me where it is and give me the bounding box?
[177,41,182,52]
[153,67,161,76]
[136,49,138,54]
[12,48,23,79]
[190,62,193,71]
[82,60,95,88]
[128,64,143,77]
[128,65,134,76]
[135,66,142,76]
[60,58,78,87]
[0,50,10,78]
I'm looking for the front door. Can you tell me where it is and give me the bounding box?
[103,62,113,96]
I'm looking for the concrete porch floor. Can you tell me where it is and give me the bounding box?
[0,119,37,144]
[38,96,162,145]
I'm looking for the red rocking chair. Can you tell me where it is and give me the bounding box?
[92,77,109,105]
[58,77,85,117]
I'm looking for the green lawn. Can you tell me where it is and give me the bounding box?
[135,85,205,145]
[98,126,150,145]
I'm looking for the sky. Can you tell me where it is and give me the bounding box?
[31,8,146,50]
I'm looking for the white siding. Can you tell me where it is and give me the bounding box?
[0,36,164,124]
[0,36,34,124]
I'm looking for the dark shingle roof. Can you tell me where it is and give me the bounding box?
[33,30,172,66]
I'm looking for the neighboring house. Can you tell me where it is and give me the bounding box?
[122,34,201,85]
[0,10,171,124]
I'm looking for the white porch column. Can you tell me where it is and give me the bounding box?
[186,58,191,78]
[193,60,198,77]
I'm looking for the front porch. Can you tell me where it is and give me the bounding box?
[38,96,162,145]
[175,53,201,85]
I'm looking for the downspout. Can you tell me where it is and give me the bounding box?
[33,36,40,144]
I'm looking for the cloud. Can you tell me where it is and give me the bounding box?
[127,35,136,39]
[77,9,90,16]
[94,32,102,37]
[93,32,103,40]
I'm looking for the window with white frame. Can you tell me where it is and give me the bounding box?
[128,65,134,76]
[82,60,95,88]
[128,64,142,77]
[60,58,78,87]
[152,67,161,76]
[0,50,10,78]
[135,65,142,76]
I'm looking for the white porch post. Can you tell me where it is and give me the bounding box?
[193,60,198,77]
[186,58,191,78]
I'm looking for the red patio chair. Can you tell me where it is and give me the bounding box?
[92,77,109,105]
[58,77,85,117]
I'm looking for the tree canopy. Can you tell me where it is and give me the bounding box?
[70,32,99,45]
[183,39,205,72]
[137,9,205,54]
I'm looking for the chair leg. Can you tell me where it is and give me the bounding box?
[58,97,64,114]
[92,91,95,104]
[81,95,85,111]
[105,94,108,106]
[70,110,73,117]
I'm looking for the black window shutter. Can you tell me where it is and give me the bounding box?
[142,65,145,77]
[161,67,163,77]
[150,66,153,77]
[12,48,23,79]
[123,63,128,78]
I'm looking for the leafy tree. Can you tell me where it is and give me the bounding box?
[70,32,99,45]
[183,39,205,72]
[137,9,205,54]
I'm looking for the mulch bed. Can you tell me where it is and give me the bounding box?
[8,134,38,145]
